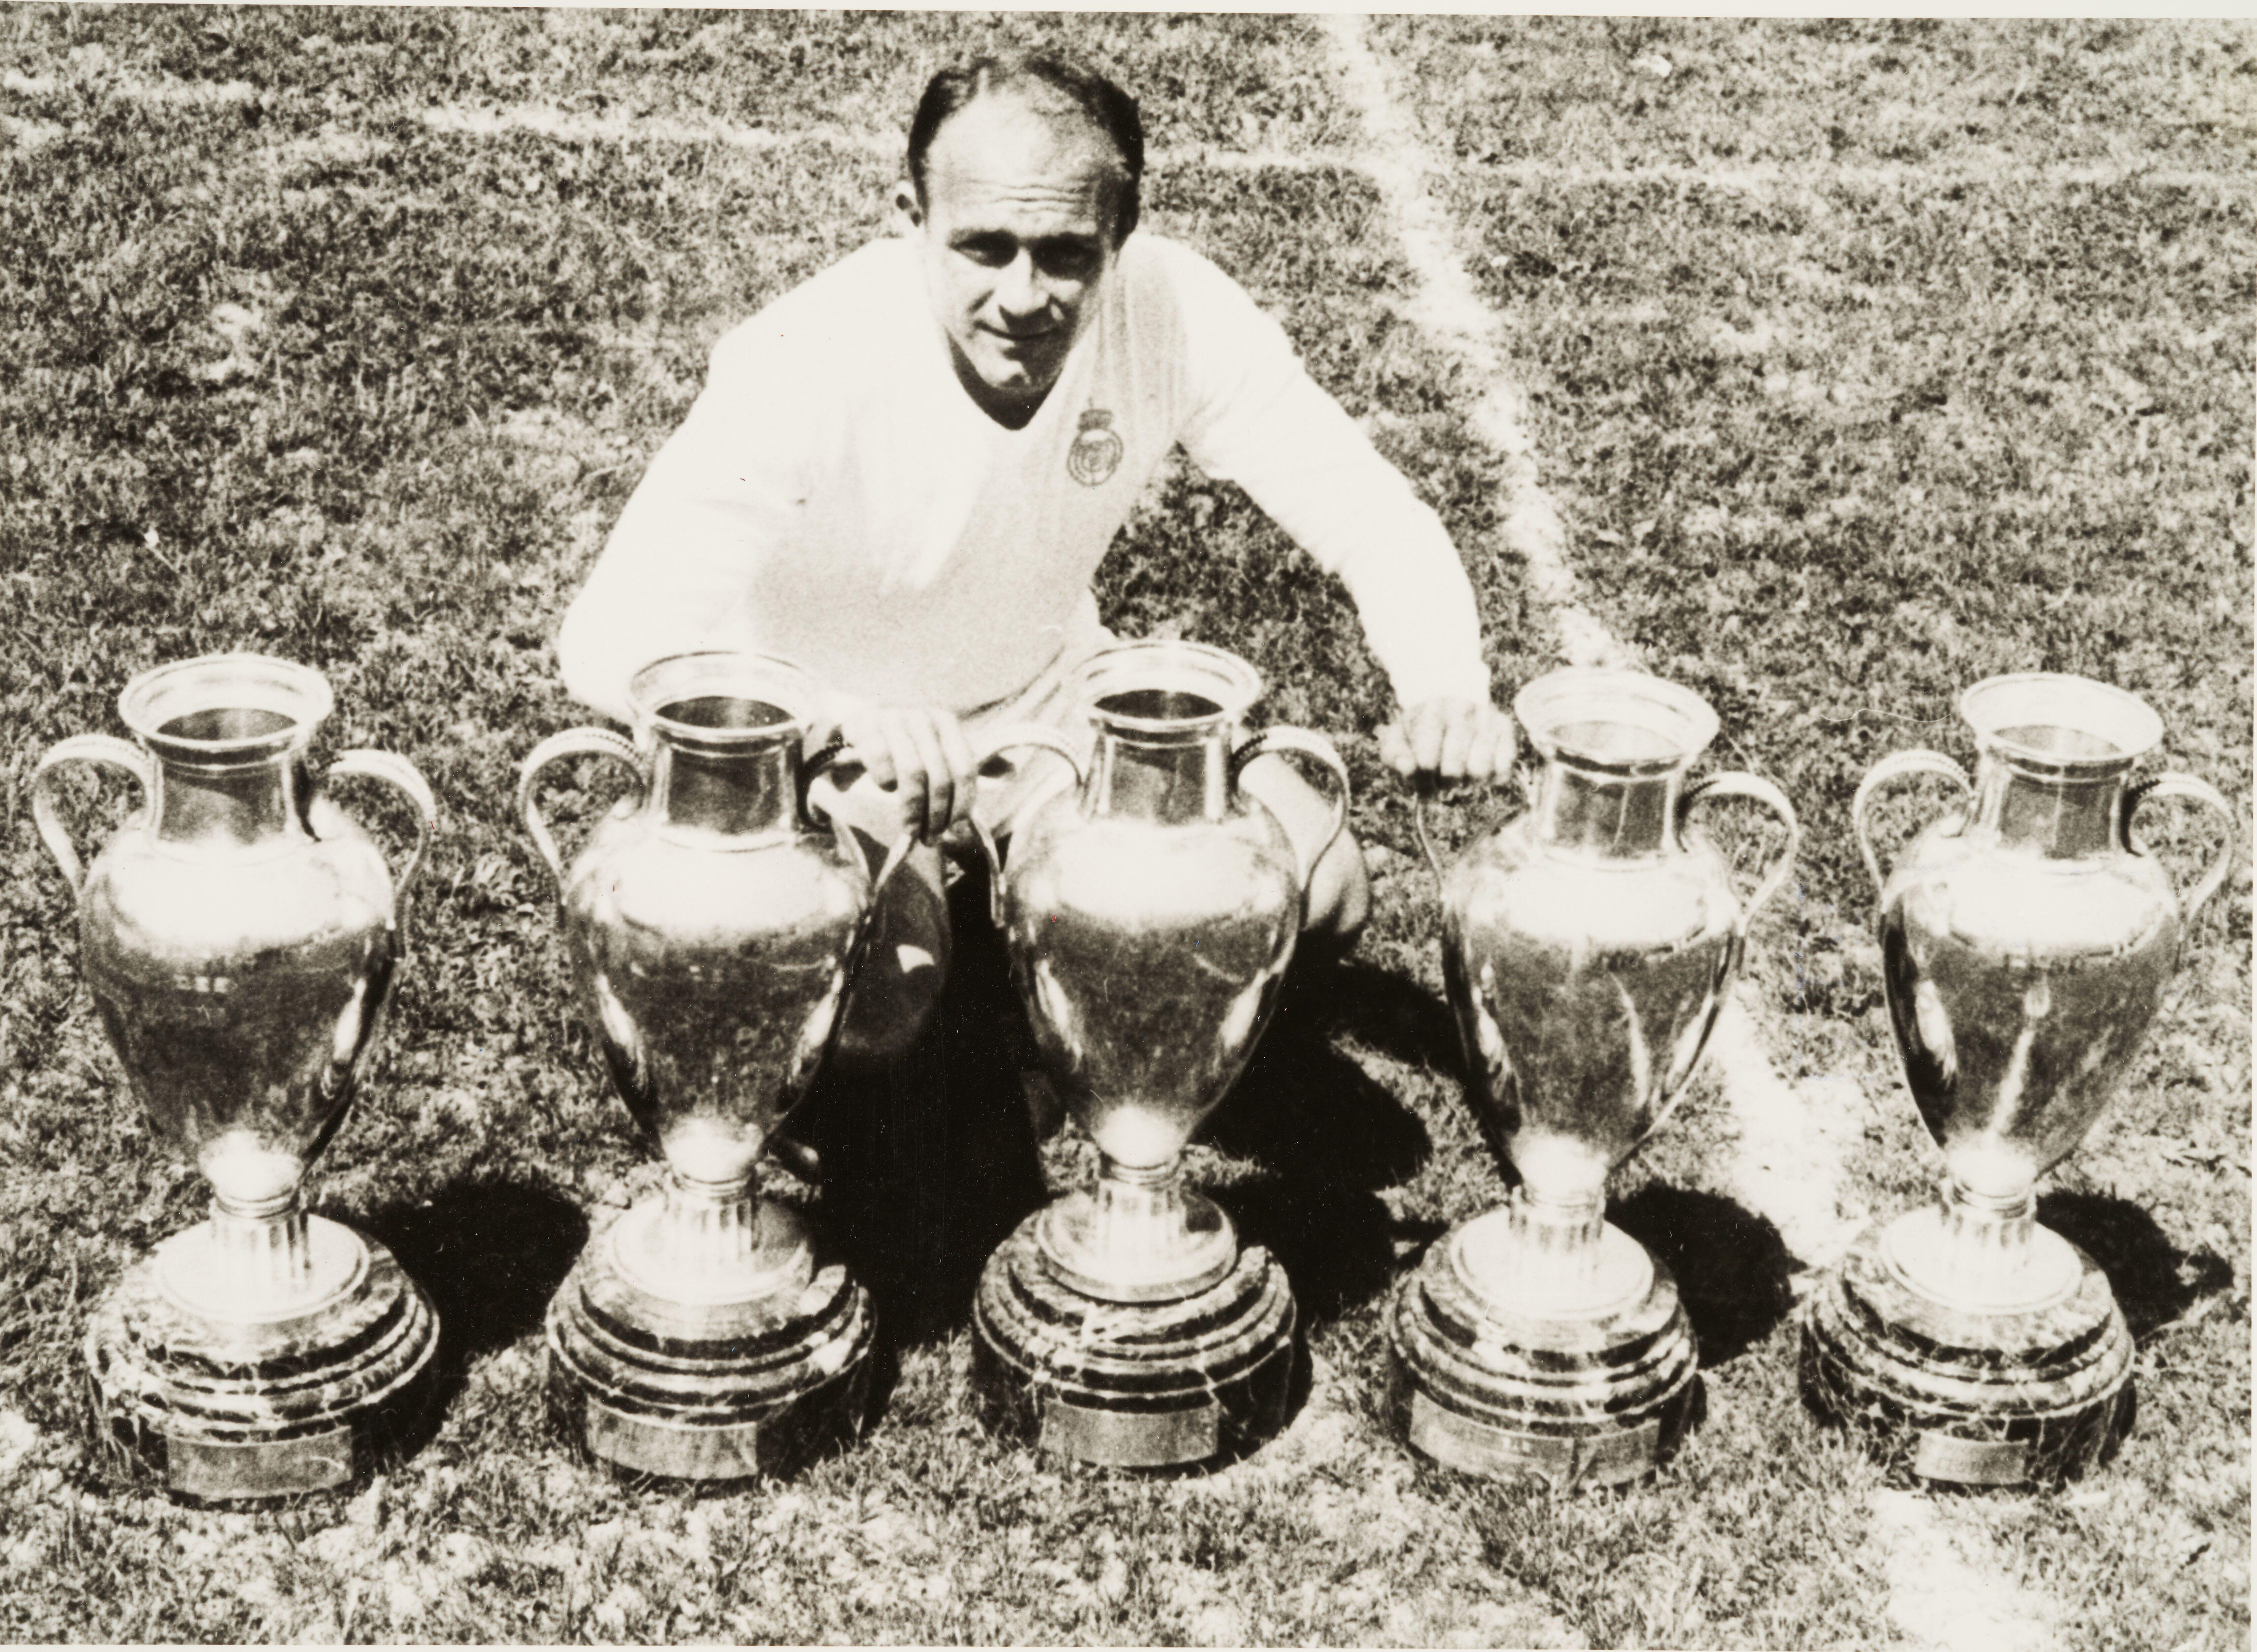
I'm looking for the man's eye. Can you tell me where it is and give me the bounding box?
[1036,244,1102,281]
[955,236,1016,267]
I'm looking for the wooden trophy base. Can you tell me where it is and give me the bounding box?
[970,1215,1297,1472]
[86,1219,439,1505]
[1389,1211,1699,1490]
[1801,1219,2132,1489]
[544,1205,875,1485]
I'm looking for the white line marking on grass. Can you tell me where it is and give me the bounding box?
[421,103,898,159]
[1872,1491,2058,1652]
[1707,1003,1865,1271]
[1318,13,1630,675]
[1325,20,2067,1647]
[1324,8,1854,1264]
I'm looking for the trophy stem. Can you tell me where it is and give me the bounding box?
[1880,1175,2075,1313]
[664,1169,765,1279]
[1033,1151,1239,1305]
[209,1193,317,1304]
[1936,1178,2039,1299]
[1499,1186,1609,1298]
[606,1167,814,1307]
[1090,1153,1190,1256]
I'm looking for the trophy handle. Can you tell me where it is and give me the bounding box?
[2123,771,2239,924]
[963,722,1091,928]
[1679,772,1802,932]
[322,749,440,906]
[30,734,155,896]
[1232,725,1352,892]
[1406,763,1535,887]
[797,734,920,905]
[518,728,646,890]
[1851,749,1970,897]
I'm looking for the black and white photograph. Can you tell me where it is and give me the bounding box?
[0,8,2247,1646]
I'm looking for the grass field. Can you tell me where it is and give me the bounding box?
[0,10,2248,1647]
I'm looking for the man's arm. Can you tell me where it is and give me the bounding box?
[557,327,812,725]
[1163,241,1496,724]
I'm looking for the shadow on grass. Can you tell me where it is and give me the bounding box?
[1301,955,1464,1077]
[1206,959,1442,1324]
[2040,1189,2234,1342]
[358,1177,588,1400]
[808,863,1050,1348]
[1613,1184,1795,1366]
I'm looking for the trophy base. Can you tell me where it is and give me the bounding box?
[85,1219,439,1505]
[1800,1220,2133,1488]
[969,1215,1297,1471]
[1388,1213,1699,1490]
[545,1209,876,1484]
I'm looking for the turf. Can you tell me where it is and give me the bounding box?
[0,10,2247,1647]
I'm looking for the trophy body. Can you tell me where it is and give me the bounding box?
[1392,669,1798,1489]
[970,641,1348,1469]
[521,654,905,1482]
[32,654,441,1502]
[1803,673,2236,1487]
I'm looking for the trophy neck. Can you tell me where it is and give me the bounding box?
[1086,723,1233,826]
[1531,758,1683,860]
[117,654,330,851]
[1069,639,1263,827]
[627,653,820,845]
[1972,751,2128,861]
[650,736,799,840]
[152,750,311,848]
[1960,671,2158,861]
[1512,668,1717,863]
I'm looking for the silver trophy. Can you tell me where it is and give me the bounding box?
[1803,672,2235,1486]
[32,653,440,1502]
[969,639,1349,1469]
[520,652,925,1482]
[1392,667,1798,1489]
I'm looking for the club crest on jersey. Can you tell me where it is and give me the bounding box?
[1067,408,1123,487]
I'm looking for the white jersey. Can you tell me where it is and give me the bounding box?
[559,231,1491,725]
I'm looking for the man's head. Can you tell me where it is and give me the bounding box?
[895,54,1144,426]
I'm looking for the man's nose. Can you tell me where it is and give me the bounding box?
[994,252,1046,318]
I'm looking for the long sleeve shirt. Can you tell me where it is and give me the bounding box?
[558,231,1490,726]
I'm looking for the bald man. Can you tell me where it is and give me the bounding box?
[560,52,1511,1070]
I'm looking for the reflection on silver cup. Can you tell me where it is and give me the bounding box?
[1392,667,1798,1489]
[522,652,906,1482]
[970,640,1348,1469]
[1803,673,2237,1488]
[33,653,440,1502]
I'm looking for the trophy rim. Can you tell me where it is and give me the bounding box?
[1957,671,2162,771]
[628,650,821,747]
[117,652,333,762]
[1511,666,1718,776]
[1070,638,1264,736]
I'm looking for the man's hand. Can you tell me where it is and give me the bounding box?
[834,703,981,841]
[1377,698,1518,782]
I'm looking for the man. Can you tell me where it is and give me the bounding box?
[559,52,1512,1068]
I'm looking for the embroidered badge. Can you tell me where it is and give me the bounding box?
[1067,408,1123,487]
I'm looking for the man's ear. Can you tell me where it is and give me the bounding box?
[890,181,923,237]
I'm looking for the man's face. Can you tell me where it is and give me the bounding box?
[900,94,1123,423]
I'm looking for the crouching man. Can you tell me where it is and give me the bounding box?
[556,53,1514,1268]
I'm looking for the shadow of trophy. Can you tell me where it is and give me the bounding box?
[1802,672,2237,1488]
[33,654,442,1503]
[967,639,1350,1471]
[1389,667,1799,1490]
